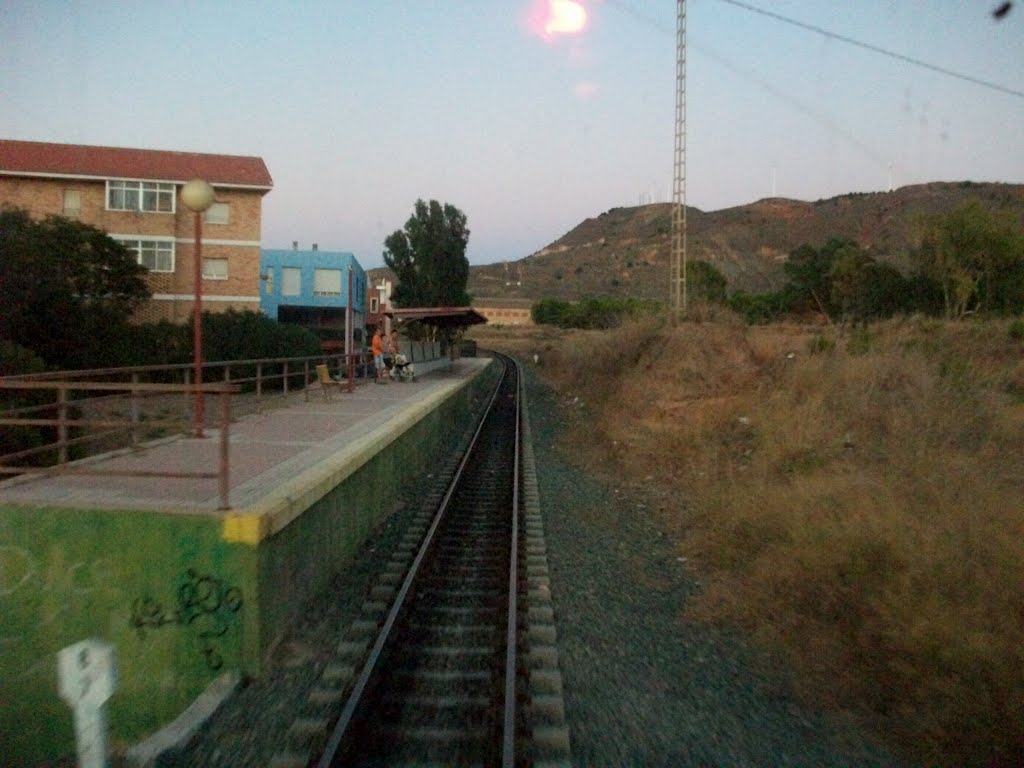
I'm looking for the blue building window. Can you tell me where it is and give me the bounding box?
[313,268,342,297]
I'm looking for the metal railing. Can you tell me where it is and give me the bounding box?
[0,351,377,509]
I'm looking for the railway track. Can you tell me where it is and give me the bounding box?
[270,354,570,768]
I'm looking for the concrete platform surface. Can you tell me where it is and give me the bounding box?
[0,358,491,522]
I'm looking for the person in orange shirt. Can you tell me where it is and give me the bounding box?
[371,326,386,384]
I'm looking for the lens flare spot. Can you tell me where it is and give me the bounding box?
[544,0,587,36]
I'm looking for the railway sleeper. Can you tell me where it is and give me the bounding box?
[421,604,499,618]
[400,668,493,687]
[386,724,492,745]
[405,624,497,643]
[418,564,506,578]
[413,586,503,600]
[383,693,493,710]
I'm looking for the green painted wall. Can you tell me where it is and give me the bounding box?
[0,360,497,764]
[0,507,248,760]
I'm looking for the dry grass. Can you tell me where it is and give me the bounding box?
[474,316,1024,767]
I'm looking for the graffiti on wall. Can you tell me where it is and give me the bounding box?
[129,568,243,670]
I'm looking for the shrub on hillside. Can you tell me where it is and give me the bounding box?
[688,260,728,303]
[727,290,787,324]
[531,296,660,329]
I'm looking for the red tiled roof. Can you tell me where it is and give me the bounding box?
[0,139,273,189]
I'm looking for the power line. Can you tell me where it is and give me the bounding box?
[717,0,1024,99]
[605,0,1023,99]
[696,43,893,170]
[603,1,899,171]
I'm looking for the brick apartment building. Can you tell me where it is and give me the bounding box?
[366,277,394,333]
[0,139,273,323]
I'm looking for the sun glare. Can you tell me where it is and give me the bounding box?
[538,0,587,39]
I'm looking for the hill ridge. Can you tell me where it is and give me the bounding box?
[372,181,1024,303]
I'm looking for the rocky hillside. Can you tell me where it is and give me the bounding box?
[367,181,1024,304]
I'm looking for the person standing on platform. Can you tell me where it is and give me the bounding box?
[387,330,400,374]
[371,326,386,384]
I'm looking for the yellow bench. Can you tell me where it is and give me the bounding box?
[315,364,341,400]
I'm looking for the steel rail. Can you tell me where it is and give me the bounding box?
[502,358,522,768]
[316,355,511,768]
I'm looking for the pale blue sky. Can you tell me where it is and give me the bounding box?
[2,1,1022,267]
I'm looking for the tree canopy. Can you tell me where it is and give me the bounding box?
[913,201,1024,318]
[383,199,471,308]
[828,243,908,324]
[782,238,850,316]
[0,208,150,369]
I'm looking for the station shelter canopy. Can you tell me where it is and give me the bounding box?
[385,306,487,330]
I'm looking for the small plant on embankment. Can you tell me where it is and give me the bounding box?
[516,314,1024,768]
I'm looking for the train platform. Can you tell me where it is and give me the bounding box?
[0,357,490,523]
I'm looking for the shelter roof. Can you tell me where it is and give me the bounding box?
[386,306,488,329]
[0,139,273,190]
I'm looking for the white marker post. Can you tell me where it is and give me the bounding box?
[57,638,116,768]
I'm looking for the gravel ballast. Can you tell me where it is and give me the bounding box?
[166,365,902,767]
[522,366,902,767]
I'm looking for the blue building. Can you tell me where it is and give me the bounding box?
[260,245,367,351]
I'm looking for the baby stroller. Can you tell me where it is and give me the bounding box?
[389,353,416,382]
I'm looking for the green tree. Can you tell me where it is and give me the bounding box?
[782,238,901,319]
[782,241,840,315]
[914,201,1024,318]
[688,260,728,303]
[829,244,872,322]
[829,244,910,323]
[0,207,150,368]
[383,199,471,308]
[971,207,1024,315]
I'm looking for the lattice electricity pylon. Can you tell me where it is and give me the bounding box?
[670,0,687,322]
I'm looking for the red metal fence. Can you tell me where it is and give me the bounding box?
[0,352,372,509]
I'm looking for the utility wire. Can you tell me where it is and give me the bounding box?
[604,1,897,171]
[717,0,1024,99]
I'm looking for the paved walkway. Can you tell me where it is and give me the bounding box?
[0,359,490,518]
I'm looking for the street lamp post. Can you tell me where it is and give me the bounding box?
[181,179,216,438]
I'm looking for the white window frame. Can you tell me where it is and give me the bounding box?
[281,267,301,296]
[370,296,379,313]
[117,238,175,273]
[204,202,230,225]
[202,258,229,280]
[313,268,342,297]
[107,180,175,213]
